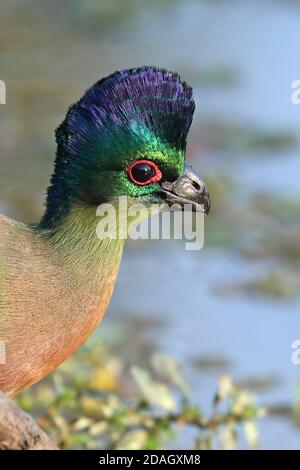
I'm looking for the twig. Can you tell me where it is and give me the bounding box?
[0,392,58,450]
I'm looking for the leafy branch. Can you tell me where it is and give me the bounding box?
[16,345,265,450]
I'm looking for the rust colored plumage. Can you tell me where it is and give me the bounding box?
[0,210,124,395]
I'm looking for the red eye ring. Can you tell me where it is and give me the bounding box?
[126,159,162,186]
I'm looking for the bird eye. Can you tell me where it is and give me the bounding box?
[127,159,162,186]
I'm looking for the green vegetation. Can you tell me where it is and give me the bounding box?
[17,340,264,450]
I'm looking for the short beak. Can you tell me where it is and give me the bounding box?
[161,163,211,214]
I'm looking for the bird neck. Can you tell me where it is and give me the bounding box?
[1,204,126,395]
[36,204,126,331]
[38,204,125,277]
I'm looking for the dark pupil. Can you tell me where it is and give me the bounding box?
[131,163,155,183]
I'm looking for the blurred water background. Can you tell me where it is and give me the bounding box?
[1,0,300,449]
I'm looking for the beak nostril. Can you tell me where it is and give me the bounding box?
[192,180,201,191]
[162,167,210,214]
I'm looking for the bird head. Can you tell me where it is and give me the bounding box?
[41,66,210,229]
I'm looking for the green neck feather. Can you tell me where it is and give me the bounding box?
[38,205,125,279]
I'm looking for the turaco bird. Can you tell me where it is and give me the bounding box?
[0,66,210,395]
